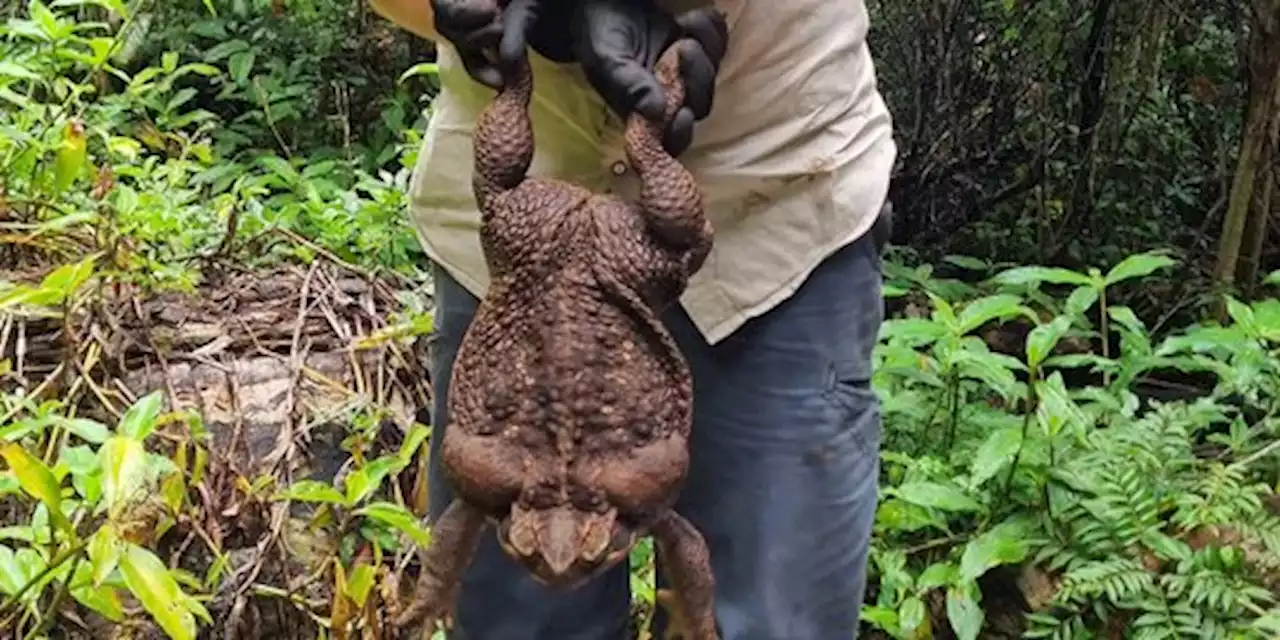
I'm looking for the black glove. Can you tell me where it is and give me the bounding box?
[568,0,728,156]
[437,0,728,155]
[432,0,577,89]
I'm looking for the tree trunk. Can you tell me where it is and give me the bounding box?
[1238,95,1278,293]
[1214,0,1279,306]
[1060,0,1116,254]
[1136,1,1168,97]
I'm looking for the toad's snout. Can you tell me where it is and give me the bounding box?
[496,503,637,586]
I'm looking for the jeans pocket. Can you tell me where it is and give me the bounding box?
[820,358,882,464]
[824,357,875,413]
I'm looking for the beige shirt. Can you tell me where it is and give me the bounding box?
[407,0,897,345]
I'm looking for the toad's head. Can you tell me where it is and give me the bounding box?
[496,497,637,587]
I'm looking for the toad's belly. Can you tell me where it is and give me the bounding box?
[449,266,692,454]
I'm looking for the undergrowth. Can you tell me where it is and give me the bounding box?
[866,254,1280,639]
[2,2,1279,640]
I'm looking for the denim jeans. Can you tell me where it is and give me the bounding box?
[424,229,885,640]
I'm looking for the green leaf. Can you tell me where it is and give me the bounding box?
[1106,306,1145,334]
[227,50,255,85]
[969,426,1023,489]
[61,417,110,444]
[398,423,432,463]
[944,255,990,271]
[12,548,46,596]
[1026,316,1073,368]
[878,318,949,347]
[344,455,407,505]
[399,62,439,83]
[52,120,88,196]
[1265,270,1280,286]
[356,502,432,548]
[29,0,59,37]
[1251,299,1280,341]
[959,521,1030,583]
[927,292,959,332]
[860,606,898,634]
[956,294,1033,334]
[895,482,982,512]
[119,542,196,640]
[276,480,346,505]
[898,596,926,636]
[1064,285,1099,317]
[258,155,298,182]
[343,468,374,505]
[345,562,377,607]
[1253,610,1280,634]
[38,254,96,306]
[953,350,1024,402]
[946,585,985,640]
[1141,530,1191,562]
[99,435,150,518]
[97,0,129,18]
[0,442,63,517]
[69,560,125,621]
[1104,251,1176,286]
[917,562,958,592]
[89,525,123,587]
[202,39,249,62]
[0,62,40,80]
[1226,297,1259,334]
[118,391,165,441]
[0,472,18,495]
[1035,373,1086,438]
[882,284,909,298]
[0,544,26,595]
[991,266,1092,288]
[0,416,53,442]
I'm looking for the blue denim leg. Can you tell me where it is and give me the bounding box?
[425,263,632,640]
[654,233,884,640]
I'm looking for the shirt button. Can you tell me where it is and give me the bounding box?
[610,161,628,176]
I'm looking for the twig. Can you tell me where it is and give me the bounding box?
[1234,438,1280,470]
[228,500,291,607]
[270,227,410,287]
[69,341,123,419]
[132,294,183,415]
[23,552,83,639]
[903,533,968,555]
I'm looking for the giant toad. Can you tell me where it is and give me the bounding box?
[390,25,719,640]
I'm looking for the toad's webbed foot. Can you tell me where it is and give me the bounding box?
[390,500,488,636]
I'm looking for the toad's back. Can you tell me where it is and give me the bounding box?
[448,179,695,456]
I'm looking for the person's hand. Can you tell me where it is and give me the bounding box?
[432,0,577,89]
[570,1,728,156]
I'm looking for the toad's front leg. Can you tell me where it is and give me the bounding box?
[473,43,535,213]
[390,499,488,636]
[652,510,718,640]
[623,41,714,270]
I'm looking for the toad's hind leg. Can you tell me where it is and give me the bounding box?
[390,499,487,635]
[623,40,714,276]
[473,53,535,212]
[652,510,719,640]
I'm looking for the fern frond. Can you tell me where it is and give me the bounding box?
[1057,558,1154,607]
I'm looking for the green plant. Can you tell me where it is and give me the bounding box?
[0,389,213,639]
[865,250,1280,639]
